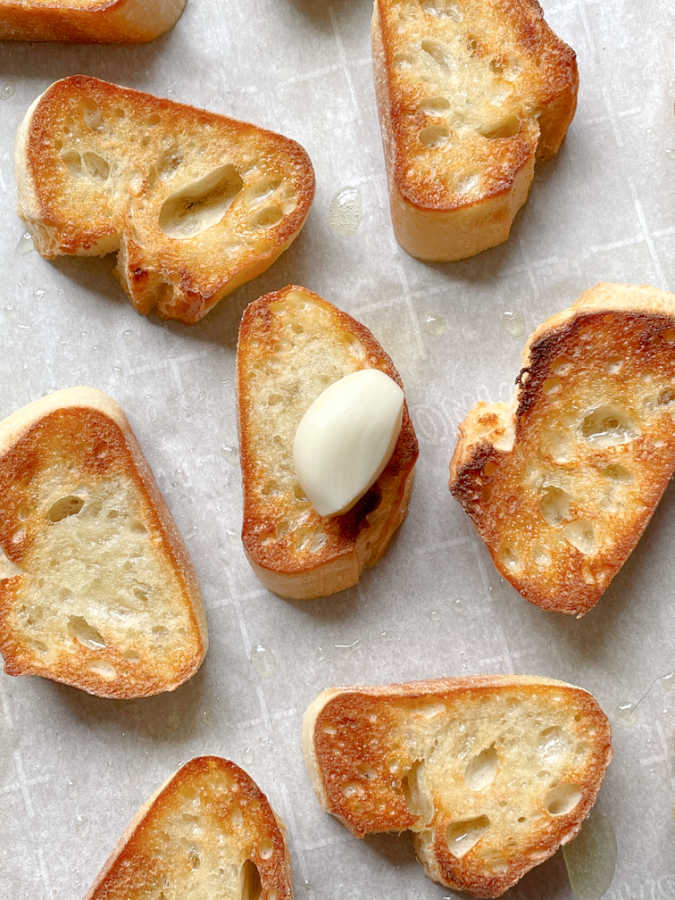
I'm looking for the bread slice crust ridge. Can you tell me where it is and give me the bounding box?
[85,756,294,899]
[15,76,315,323]
[303,675,612,898]
[237,285,418,600]
[0,0,186,43]
[372,0,578,261]
[0,387,207,698]
[450,283,675,616]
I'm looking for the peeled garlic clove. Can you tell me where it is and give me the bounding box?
[293,369,404,517]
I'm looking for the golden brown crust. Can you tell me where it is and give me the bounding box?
[237,285,419,599]
[0,0,185,42]
[372,0,578,260]
[449,284,675,616]
[305,676,612,898]
[17,76,315,323]
[0,390,206,697]
[85,756,293,899]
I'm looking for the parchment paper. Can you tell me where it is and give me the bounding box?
[0,1,673,898]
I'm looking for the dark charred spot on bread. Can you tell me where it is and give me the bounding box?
[337,487,383,542]
[450,442,499,511]
[517,311,675,420]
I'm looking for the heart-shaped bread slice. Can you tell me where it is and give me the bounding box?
[0,387,206,697]
[237,285,418,600]
[16,76,315,323]
[303,676,612,899]
[85,756,293,899]
[450,283,675,616]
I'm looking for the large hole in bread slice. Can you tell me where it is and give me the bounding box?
[581,404,636,446]
[82,152,110,181]
[420,96,450,115]
[68,615,106,650]
[48,495,84,522]
[420,125,450,148]
[563,520,595,555]
[421,0,463,21]
[539,486,572,526]
[60,149,110,182]
[241,859,262,900]
[446,815,490,858]
[420,38,450,68]
[403,760,434,826]
[478,114,520,139]
[252,206,283,228]
[464,745,498,791]
[60,150,82,174]
[246,175,282,204]
[602,463,633,483]
[159,165,243,239]
[545,782,582,816]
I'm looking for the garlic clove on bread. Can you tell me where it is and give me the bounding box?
[293,369,404,517]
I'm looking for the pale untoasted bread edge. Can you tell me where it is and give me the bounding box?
[371,1,536,262]
[15,86,120,257]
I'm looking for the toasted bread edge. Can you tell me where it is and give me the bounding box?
[0,0,186,43]
[304,676,612,897]
[237,285,418,600]
[449,283,675,616]
[16,76,316,322]
[0,387,208,697]
[302,675,577,829]
[84,756,294,899]
[15,82,121,258]
[371,0,578,261]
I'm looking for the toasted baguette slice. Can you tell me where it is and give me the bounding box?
[450,283,675,616]
[303,676,611,899]
[0,387,207,698]
[0,0,185,42]
[16,76,315,324]
[237,285,418,600]
[85,756,293,899]
[372,0,578,261]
